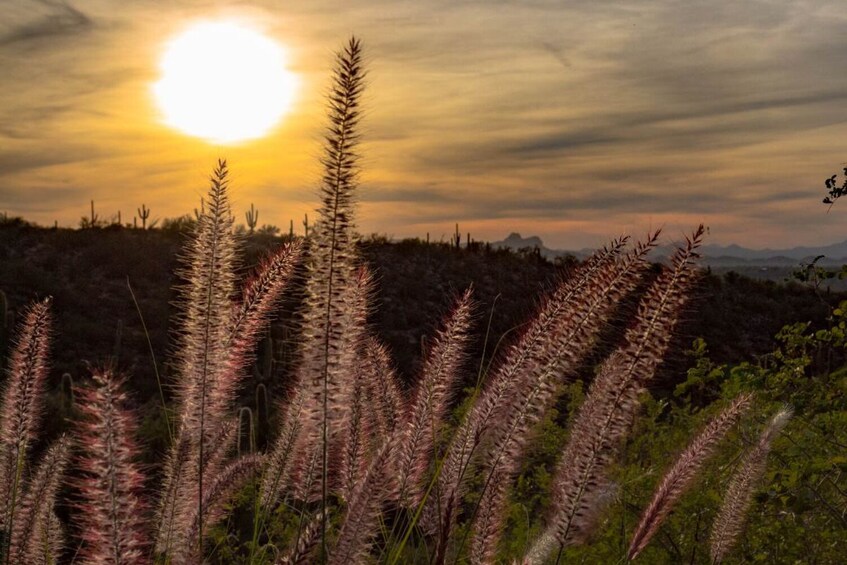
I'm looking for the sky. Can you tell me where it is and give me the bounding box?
[2,0,847,250]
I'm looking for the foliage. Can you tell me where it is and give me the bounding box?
[822,166,847,207]
[544,314,847,564]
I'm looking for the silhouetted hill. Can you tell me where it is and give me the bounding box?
[488,233,847,288]
[490,232,580,259]
[491,231,847,263]
[0,223,841,446]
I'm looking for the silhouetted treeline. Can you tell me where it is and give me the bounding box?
[0,222,839,426]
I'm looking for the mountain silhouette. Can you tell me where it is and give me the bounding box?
[493,234,847,265]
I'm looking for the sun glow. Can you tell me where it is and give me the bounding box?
[153,21,298,144]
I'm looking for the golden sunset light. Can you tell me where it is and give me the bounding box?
[152,20,298,144]
[3,2,847,250]
[1,3,846,563]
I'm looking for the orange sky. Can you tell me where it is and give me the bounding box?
[2,0,847,250]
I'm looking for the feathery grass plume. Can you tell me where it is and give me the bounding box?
[174,159,238,438]
[39,511,63,565]
[177,454,263,563]
[156,162,299,557]
[75,369,148,565]
[431,240,630,541]
[277,511,325,565]
[520,484,619,565]
[469,464,507,565]
[168,159,238,551]
[527,226,705,564]
[261,388,307,510]
[290,37,365,541]
[330,267,375,496]
[709,406,792,564]
[8,435,69,565]
[0,297,51,548]
[154,433,190,554]
[467,234,659,560]
[292,443,322,504]
[164,419,241,556]
[207,240,302,425]
[339,363,369,502]
[627,392,754,561]
[360,337,402,446]
[291,265,373,506]
[329,443,396,565]
[396,287,474,508]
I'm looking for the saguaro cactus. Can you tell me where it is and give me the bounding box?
[246,204,259,234]
[90,200,99,227]
[252,333,274,382]
[137,204,150,229]
[238,407,255,455]
[60,372,75,413]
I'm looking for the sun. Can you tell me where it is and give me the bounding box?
[153,21,298,144]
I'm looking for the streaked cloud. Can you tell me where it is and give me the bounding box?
[1,0,846,249]
[0,0,91,47]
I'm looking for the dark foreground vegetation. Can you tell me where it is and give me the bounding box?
[1,214,845,564]
[0,37,844,564]
[0,220,839,405]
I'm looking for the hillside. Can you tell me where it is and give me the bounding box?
[0,221,839,412]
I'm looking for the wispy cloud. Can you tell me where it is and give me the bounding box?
[0,0,92,47]
[0,0,846,247]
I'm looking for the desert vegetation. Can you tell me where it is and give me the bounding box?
[0,37,844,564]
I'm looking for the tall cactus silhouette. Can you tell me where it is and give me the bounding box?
[60,373,74,414]
[238,407,255,455]
[137,204,151,229]
[246,203,259,234]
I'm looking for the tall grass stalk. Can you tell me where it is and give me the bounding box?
[0,299,51,564]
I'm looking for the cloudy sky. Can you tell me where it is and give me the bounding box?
[2,0,847,249]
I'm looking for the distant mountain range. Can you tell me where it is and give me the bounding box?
[490,233,847,266]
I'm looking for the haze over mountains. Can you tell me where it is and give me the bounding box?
[491,233,847,266]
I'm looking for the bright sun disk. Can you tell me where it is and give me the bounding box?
[153,21,298,144]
